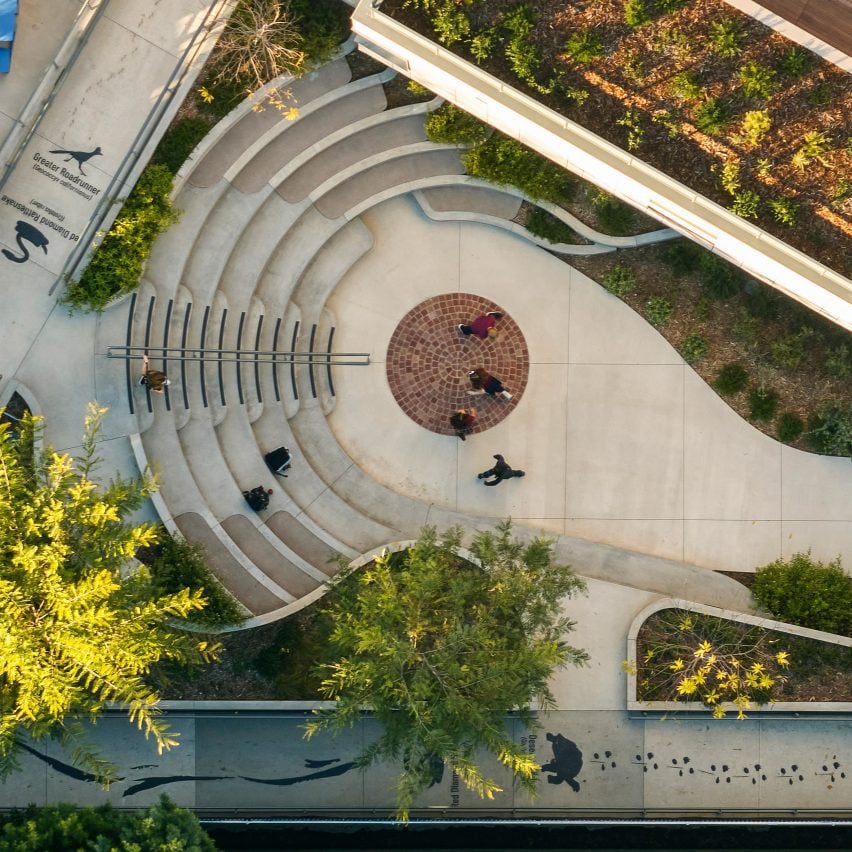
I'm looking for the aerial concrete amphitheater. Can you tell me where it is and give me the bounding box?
[0,0,851,825]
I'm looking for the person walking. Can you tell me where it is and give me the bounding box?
[449,407,477,441]
[467,367,512,401]
[458,311,503,340]
[477,454,525,486]
[139,352,170,394]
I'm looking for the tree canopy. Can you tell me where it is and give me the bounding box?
[0,405,218,782]
[305,521,588,819]
[0,795,216,852]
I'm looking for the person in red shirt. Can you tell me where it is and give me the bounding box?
[458,311,503,339]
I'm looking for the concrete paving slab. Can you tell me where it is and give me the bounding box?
[642,720,762,809]
[0,741,49,807]
[0,0,82,126]
[568,272,684,365]
[43,715,198,808]
[102,0,212,58]
[194,715,366,810]
[553,577,662,712]
[683,369,782,520]
[684,519,782,573]
[564,519,684,565]
[781,520,852,565]
[781,444,852,521]
[564,364,684,520]
[519,711,646,810]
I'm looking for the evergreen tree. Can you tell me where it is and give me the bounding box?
[0,405,218,782]
[305,522,588,820]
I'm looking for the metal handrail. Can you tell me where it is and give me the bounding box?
[106,345,370,366]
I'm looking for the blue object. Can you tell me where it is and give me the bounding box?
[0,0,19,74]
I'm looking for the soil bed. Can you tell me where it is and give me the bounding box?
[636,609,852,705]
[381,0,852,276]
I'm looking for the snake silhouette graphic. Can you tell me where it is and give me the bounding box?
[2,220,49,264]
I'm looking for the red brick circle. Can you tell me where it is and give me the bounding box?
[386,293,529,436]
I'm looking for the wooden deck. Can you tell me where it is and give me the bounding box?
[754,0,852,57]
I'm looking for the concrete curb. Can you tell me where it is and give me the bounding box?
[625,597,852,716]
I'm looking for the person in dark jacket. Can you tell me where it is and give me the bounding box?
[139,352,170,394]
[477,454,525,486]
[243,486,272,511]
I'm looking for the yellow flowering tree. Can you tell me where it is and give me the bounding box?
[633,610,791,719]
[0,405,219,782]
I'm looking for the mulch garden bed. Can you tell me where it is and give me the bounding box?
[381,0,852,277]
[636,609,852,705]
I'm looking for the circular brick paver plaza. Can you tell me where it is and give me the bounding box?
[386,293,530,436]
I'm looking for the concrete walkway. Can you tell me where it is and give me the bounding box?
[0,8,850,820]
[2,576,850,817]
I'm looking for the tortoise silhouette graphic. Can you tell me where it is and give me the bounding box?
[540,732,583,792]
[2,220,49,264]
[48,145,102,175]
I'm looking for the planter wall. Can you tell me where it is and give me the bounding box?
[626,598,852,716]
[351,1,852,332]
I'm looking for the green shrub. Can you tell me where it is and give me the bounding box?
[748,387,779,421]
[669,71,702,101]
[656,0,687,10]
[462,136,574,204]
[806,81,831,107]
[564,28,605,63]
[432,4,470,46]
[679,332,708,364]
[500,5,547,90]
[792,130,831,171]
[825,343,852,378]
[779,45,812,79]
[740,109,771,146]
[733,308,760,349]
[738,61,777,99]
[776,412,804,443]
[624,0,651,27]
[406,79,432,98]
[752,552,851,636]
[592,190,636,235]
[651,108,681,138]
[770,326,814,369]
[616,108,645,150]
[292,0,349,66]
[769,196,798,226]
[425,103,490,146]
[807,404,852,457]
[525,207,578,244]
[711,18,743,58]
[469,28,496,63]
[663,240,702,276]
[699,252,744,299]
[719,159,741,195]
[152,117,211,175]
[829,177,851,210]
[693,97,731,135]
[714,363,749,395]
[63,165,179,312]
[730,189,760,219]
[0,797,216,851]
[147,532,246,628]
[645,296,673,327]
[602,264,636,298]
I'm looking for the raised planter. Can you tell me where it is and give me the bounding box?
[350,0,852,332]
[626,598,852,716]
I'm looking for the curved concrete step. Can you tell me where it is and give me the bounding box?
[231,70,392,194]
[310,144,464,219]
[186,57,353,189]
[277,112,428,203]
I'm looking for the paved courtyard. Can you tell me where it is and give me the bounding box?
[0,0,850,823]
